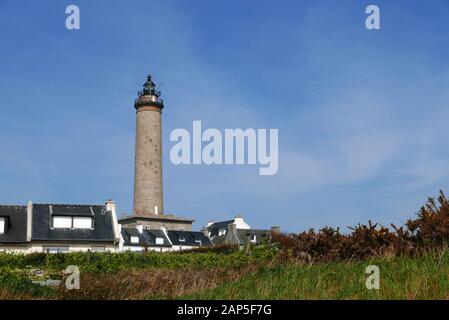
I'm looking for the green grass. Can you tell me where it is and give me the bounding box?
[0,245,277,273]
[183,252,449,300]
[3,249,449,299]
[0,268,55,299]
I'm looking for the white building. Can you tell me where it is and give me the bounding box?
[0,200,212,254]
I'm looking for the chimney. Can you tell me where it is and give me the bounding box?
[106,199,121,243]
[136,224,144,234]
[106,199,116,212]
[26,201,33,241]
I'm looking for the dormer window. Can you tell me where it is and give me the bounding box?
[53,216,72,229]
[73,217,93,229]
[52,216,93,229]
[0,217,6,234]
[219,229,227,236]
[130,236,139,244]
[155,237,164,245]
[179,236,186,242]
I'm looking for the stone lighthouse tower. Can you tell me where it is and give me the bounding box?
[119,75,194,230]
[133,75,164,216]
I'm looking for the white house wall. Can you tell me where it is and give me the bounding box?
[0,245,29,254]
[122,246,173,253]
[1,243,206,254]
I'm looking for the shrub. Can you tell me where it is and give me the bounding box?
[0,245,278,272]
[271,191,449,263]
[0,268,54,298]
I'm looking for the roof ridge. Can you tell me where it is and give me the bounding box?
[33,203,105,207]
[0,204,27,208]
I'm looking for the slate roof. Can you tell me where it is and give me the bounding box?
[31,204,116,243]
[167,230,212,247]
[121,228,171,247]
[49,205,97,217]
[207,220,234,230]
[0,205,28,244]
[205,220,234,237]
[210,229,272,246]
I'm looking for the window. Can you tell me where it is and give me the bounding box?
[43,246,69,254]
[73,217,93,229]
[91,246,106,253]
[219,229,226,236]
[52,216,93,229]
[155,237,164,245]
[179,236,186,242]
[130,236,139,244]
[53,216,72,228]
[251,234,257,243]
[0,217,5,234]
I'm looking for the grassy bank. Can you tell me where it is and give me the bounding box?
[184,251,449,300]
[2,249,449,299]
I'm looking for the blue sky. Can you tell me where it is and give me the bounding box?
[0,0,448,232]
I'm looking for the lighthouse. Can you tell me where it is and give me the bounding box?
[133,75,164,216]
[119,74,194,231]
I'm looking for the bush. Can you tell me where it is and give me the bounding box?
[0,245,279,273]
[0,268,54,298]
[271,191,449,263]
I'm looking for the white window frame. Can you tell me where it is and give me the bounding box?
[52,216,72,229]
[251,234,257,243]
[91,246,106,253]
[52,216,94,229]
[73,217,93,229]
[130,236,139,244]
[179,236,186,242]
[43,246,70,254]
[155,237,164,245]
[0,217,5,234]
[219,229,227,236]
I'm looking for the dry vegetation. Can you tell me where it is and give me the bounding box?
[272,190,449,263]
[58,264,265,300]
